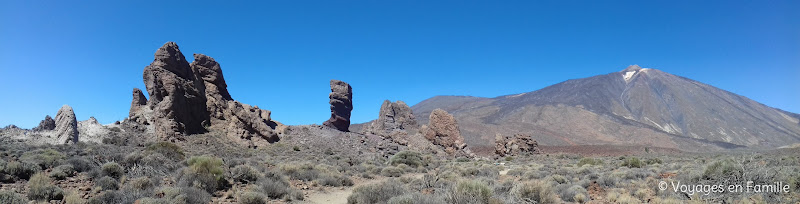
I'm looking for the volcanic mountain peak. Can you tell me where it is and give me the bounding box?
[410,65,800,152]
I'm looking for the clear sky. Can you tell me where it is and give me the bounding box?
[1,1,798,128]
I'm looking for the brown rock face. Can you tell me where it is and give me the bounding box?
[129,88,147,117]
[54,105,78,144]
[323,80,353,131]
[191,53,232,119]
[495,133,541,157]
[421,109,467,155]
[33,115,56,131]
[223,101,279,148]
[129,42,281,146]
[143,42,210,140]
[365,100,418,134]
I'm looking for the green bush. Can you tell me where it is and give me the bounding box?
[645,158,663,165]
[447,180,492,204]
[702,158,740,180]
[67,157,95,173]
[4,161,40,179]
[231,164,261,183]
[280,163,319,181]
[101,162,124,179]
[95,176,119,190]
[238,191,266,204]
[316,173,354,187]
[347,179,407,204]
[154,187,211,204]
[389,151,426,168]
[127,177,154,191]
[179,156,225,194]
[27,173,64,201]
[21,149,65,169]
[50,164,75,180]
[621,157,643,168]
[577,158,603,166]
[511,180,559,204]
[146,142,185,161]
[0,191,27,204]
[381,166,404,177]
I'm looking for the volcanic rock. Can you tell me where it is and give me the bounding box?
[191,53,232,119]
[33,115,56,131]
[420,109,468,155]
[323,80,353,131]
[142,42,210,140]
[366,100,418,134]
[495,133,541,157]
[128,42,282,146]
[223,101,279,148]
[54,105,78,144]
[129,88,147,117]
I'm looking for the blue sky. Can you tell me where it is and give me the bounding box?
[1,1,798,128]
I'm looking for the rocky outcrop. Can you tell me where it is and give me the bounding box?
[323,80,353,131]
[128,42,281,146]
[54,105,78,144]
[142,42,210,140]
[366,100,418,134]
[33,115,56,131]
[223,101,279,148]
[420,109,469,156]
[495,133,541,157]
[129,88,147,117]
[191,53,232,119]
[363,100,418,144]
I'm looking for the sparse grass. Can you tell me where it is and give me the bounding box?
[238,191,266,204]
[577,157,603,166]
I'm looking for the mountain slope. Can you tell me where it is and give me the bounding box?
[412,65,800,152]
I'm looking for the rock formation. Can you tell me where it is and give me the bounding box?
[141,42,210,140]
[223,101,279,147]
[323,80,353,131]
[363,100,418,144]
[420,109,468,155]
[495,133,541,157]
[54,105,78,144]
[128,42,280,146]
[366,100,418,134]
[129,88,147,117]
[32,115,56,131]
[191,53,232,119]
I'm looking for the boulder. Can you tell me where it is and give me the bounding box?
[33,115,56,131]
[420,109,467,155]
[54,105,78,144]
[142,42,210,140]
[323,80,353,131]
[495,133,541,157]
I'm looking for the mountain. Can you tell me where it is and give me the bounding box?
[411,65,800,152]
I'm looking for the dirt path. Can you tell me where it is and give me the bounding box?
[306,173,424,204]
